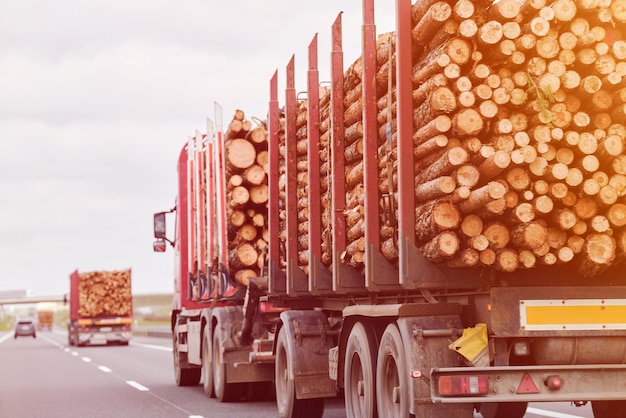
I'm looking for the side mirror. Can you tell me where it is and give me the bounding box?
[153,239,167,253]
[154,212,167,239]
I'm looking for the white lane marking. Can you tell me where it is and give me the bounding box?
[82,357,91,363]
[526,407,587,418]
[36,333,199,416]
[130,341,172,352]
[0,333,13,344]
[126,380,149,391]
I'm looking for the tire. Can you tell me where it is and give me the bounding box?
[376,324,409,418]
[479,402,527,418]
[173,319,201,387]
[246,381,276,402]
[213,329,243,402]
[344,322,378,418]
[275,326,324,418]
[592,400,626,418]
[202,326,214,398]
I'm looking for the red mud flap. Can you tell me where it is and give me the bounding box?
[430,365,626,403]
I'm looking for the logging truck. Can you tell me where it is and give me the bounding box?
[153,0,626,417]
[68,269,133,346]
[36,303,55,330]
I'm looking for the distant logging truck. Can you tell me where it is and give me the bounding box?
[67,269,133,346]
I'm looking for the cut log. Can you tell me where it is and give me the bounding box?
[227,138,257,171]
[483,222,510,250]
[511,221,547,250]
[420,231,460,263]
[578,234,616,278]
[414,200,461,244]
[415,176,456,202]
[229,243,258,270]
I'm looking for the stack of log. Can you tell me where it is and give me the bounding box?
[294,0,626,279]
[224,109,270,285]
[77,270,132,317]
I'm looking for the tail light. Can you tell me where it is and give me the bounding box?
[438,375,489,396]
[545,375,563,391]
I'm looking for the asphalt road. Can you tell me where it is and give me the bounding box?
[0,328,594,418]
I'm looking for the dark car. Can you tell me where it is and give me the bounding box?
[14,319,36,339]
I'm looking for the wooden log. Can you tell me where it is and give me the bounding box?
[480,248,496,266]
[415,176,456,202]
[414,200,461,245]
[233,269,257,287]
[453,108,484,136]
[229,243,258,270]
[578,234,616,278]
[484,222,510,250]
[77,270,132,317]
[455,165,480,188]
[607,203,626,228]
[413,115,452,144]
[234,224,258,244]
[413,2,452,46]
[381,238,398,261]
[552,0,577,22]
[243,164,266,186]
[511,221,547,250]
[415,147,468,185]
[226,138,257,171]
[446,248,480,268]
[519,249,537,269]
[478,150,511,180]
[419,231,460,263]
[413,87,457,126]
[229,186,250,208]
[414,134,449,160]
[495,248,519,273]
[458,182,507,213]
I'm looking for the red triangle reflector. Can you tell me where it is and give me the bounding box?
[517,373,540,394]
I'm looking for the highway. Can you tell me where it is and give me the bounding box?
[0,328,594,418]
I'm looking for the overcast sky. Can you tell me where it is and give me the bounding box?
[0,1,396,296]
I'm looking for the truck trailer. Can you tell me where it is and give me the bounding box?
[153,1,626,417]
[68,269,133,346]
[36,303,55,330]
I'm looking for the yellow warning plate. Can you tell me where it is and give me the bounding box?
[520,299,626,331]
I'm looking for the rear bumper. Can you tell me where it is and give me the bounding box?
[431,364,626,403]
[78,330,132,345]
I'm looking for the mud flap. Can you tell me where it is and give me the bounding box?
[397,313,474,418]
[278,310,337,399]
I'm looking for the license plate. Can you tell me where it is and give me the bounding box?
[99,327,113,332]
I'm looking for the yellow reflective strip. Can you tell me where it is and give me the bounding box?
[525,305,626,325]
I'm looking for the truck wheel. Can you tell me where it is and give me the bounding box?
[212,330,243,401]
[345,322,378,418]
[376,323,409,418]
[592,400,626,417]
[202,327,214,398]
[275,326,324,418]
[173,324,201,386]
[478,402,527,418]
